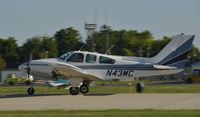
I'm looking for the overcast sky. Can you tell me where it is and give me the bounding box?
[0,0,199,48]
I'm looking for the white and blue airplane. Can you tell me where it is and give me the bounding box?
[18,34,195,95]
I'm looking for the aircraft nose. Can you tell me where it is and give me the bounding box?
[18,62,30,72]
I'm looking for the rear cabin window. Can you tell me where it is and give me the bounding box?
[86,54,96,63]
[99,56,115,64]
[67,53,84,62]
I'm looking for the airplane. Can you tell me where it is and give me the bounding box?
[18,34,195,95]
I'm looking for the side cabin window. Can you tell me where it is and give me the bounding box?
[67,53,84,62]
[99,56,115,64]
[86,54,96,63]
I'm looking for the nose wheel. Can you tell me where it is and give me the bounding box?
[27,79,35,95]
[27,87,35,95]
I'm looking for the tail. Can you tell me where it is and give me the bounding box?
[150,34,195,67]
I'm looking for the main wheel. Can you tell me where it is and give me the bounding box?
[69,87,79,95]
[27,88,35,95]
[80,85,89,94]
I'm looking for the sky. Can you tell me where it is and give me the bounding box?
[0,0,200,48]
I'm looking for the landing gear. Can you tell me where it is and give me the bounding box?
[27,87,35,95]
[80,84,89,94]
[69,85,89,95]
[68,80,91,95]
[69,87,79,95]
[52,71,58,81]
[27,78,35,95]
[26,67,35,95]
[136,82,145,93]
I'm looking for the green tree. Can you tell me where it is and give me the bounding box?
[0,37,19,68]
[20,36,58,61]
[90,30,153,56]
[55,27,81,56]
[150,36,171,57]
[189,46,200,63]
[41,36,58,58]
[0,55,6,70]
[20,36,42,61]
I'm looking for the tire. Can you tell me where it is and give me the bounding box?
[136,82,144,93]
[27,88,35,95]
[80,85,89,94]
[69,87,79,95]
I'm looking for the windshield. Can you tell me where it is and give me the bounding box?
[59,52,73,60]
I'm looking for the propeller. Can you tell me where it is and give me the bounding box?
[27,62,31,79]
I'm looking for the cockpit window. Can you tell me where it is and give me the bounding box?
[99,56,115,64]
[67,53,84,62]
[86,54,96,63]
[59,52,72,60]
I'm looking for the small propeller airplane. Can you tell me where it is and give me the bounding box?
[18,34,195,95]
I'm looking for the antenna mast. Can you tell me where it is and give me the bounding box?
[105,45,114,55]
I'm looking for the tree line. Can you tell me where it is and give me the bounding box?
[0,27,200,70]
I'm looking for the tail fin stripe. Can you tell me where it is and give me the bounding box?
[162,50,189,65]
[157,35,194,65]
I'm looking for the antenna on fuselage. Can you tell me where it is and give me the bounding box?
[105,45,114,55]
[78,43,86,51]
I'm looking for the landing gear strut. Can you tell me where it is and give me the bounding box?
[26,67,35,95]
[27,81,35,95]
[52,71,58,81]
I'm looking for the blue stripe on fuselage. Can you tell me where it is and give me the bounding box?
[76,64,159,70]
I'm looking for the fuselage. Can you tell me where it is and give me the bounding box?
[18,51,182,81]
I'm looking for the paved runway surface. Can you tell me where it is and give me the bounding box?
[0,93,200,110]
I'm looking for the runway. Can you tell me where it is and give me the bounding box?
[0,93,200,110]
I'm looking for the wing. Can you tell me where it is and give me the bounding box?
[51,61,99,81]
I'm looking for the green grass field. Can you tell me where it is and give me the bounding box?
[0,81,200,95]
[0,110,200,117]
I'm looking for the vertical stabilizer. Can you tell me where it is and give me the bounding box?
[149,34,195,67]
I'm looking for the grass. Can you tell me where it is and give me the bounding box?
[0,81,200,95]
[91,80,200,94]
[0,110,200,117]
